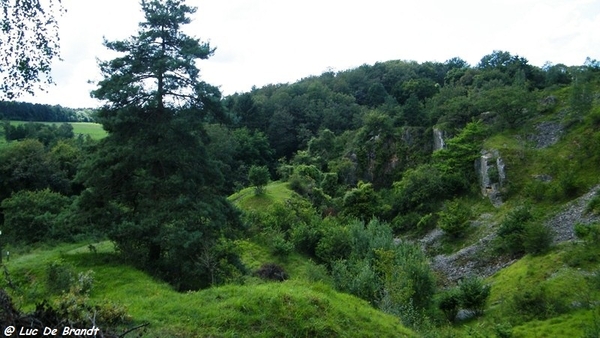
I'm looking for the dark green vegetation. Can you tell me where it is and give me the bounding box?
[1,0,600,336]
[0,0,63,99]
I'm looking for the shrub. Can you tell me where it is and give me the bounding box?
[438,200,472,238]
[248,165,270,195]
[268,231,294,257]
[290,221,322,257]
[458,276,491,316]
[331,259,379,304]
[46,260,75,294]
[585,192,600,215]
[1,189,71,244]
[509,284,567,321]
[438,288,461,322]
[255,263,288,281]
[316,226,352,265]
[522,222,553,255]
[496,206,533,255]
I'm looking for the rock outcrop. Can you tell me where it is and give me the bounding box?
[475,149,506,207]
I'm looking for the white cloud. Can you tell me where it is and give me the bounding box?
[17,0,600,107]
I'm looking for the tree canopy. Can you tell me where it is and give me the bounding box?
[78,0,241,290]
[0,0,64,99]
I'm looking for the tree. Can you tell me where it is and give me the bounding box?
[1,0,64,99]
[248,165,269,195]
[78,0,241,290]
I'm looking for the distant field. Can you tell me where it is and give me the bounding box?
[10,121,107,139]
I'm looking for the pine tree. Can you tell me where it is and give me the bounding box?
[78,0,241,290]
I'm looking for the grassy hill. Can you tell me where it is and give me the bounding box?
[1,241,416,337]
[9,120,107,139]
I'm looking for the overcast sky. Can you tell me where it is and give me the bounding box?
[18,0,600,108]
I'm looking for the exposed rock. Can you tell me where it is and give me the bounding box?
[546,184,600,243]
[475,149,505,207]
[430,232,515,286]
[533,174,553,182]
[530,121,563,148]
[425,213,514,286]
[433,127,446,151]
[427,185,600,287]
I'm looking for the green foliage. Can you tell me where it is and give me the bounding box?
[46,260,76,294]
[508,283,568,321]
[495,206,533,255]
[437,288,462,322]
[585,192,600,216]
[1,188,71,243]
[78,0,243,290]
[0,0,62,99]
[0,139,70,201]
[248,165,270,195]
[316,226,352,264]
[342,181,381,220]
[522,222,553,255]
[458,276,491,316]
[438,200,472,238]
[433,120,486,183]
[269,231,294,257]
[566,223,600,267]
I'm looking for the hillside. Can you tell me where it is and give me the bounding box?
[1,49,600,338]
[0,241,416,337]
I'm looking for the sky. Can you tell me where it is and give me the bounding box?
[17,0,600,108]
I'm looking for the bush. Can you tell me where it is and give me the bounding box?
[255,263,288,281]
[458,276,490,316]
[585,193,600,216]
[268,231,294,257]
[248,165,270,195]
[496,206,532,255]
[46,260,75,294]
[316,226,352,265]
[509,284,567,321]
[1,189,71,244]
[438,200,472,238]
[438,288,461,322]
[522,222,553,255]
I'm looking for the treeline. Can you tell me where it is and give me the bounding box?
[217,51,599,192]
[0,101,95,122]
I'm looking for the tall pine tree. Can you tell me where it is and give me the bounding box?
[77,0,242,290]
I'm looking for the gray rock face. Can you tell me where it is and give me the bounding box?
[475,149,506,207]
[433,128,446,151]
[428,185,600,286]
[530,121,563,148]
[427,214,515,286]
[546,185,600,243]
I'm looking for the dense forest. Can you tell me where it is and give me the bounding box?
[0,101,95,122]
[1,0,600,337]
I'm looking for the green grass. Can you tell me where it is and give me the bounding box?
[2,241,416,337]
[229,181,295,211]
[9,120,107,139]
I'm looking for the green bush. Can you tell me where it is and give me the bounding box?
[269,231,294,257]
[565,223,600,267]
[509,284,567,321]
[316,226,352,265]
[522,222,553,255]
[585,193,600,216]
[438,200,472,238]
[496,206,533,255]
[331,259,379,304]
[46,260,75,294]
[437,288,461,322]
[1,189,71,244]
[458,276,490,316]
[248,165,270,195]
